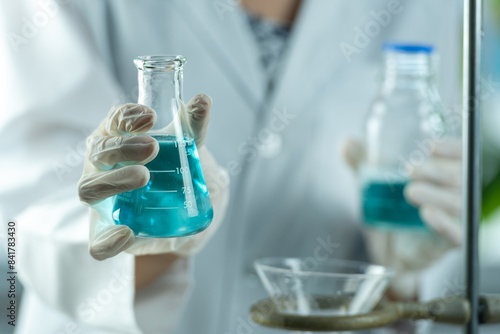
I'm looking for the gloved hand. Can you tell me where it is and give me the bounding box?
[342,137,462,299]
[78,94,230,261]
[405,139,462,246]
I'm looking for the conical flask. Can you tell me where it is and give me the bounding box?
[112,55,214,238]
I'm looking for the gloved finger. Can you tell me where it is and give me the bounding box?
[185,93,211,147]
[341,137,365,171]
[78,165,150,205]
[89,135,159,170]
[419,205,462,247]
[431,138,462,159]
[404,181,462,219]
[409,158,461,187]
[89,216,135,261]
[98,103,157,136]
[387,271,419,301]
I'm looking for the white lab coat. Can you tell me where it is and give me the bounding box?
[0,1,462,333]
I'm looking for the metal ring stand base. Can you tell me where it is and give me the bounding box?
[250,295,500,332]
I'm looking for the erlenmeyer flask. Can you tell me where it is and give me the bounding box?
[112,55,213,238]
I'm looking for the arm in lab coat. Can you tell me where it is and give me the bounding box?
[0,2,228,333]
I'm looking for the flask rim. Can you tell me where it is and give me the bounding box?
[134,55,187,72]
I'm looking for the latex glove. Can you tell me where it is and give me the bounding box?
[342,137,462,299]
[78,94,230,261]
[405,139,462,247]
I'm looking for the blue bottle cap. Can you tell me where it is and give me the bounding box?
[383,43,435,54]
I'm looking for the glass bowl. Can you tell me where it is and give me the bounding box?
[254,257,396,316]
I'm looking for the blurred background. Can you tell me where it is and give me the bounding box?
[2,1,500,333]
[477,0,500,266]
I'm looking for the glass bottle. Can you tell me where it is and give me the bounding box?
[361,43,446,230]
[113,55,214,238]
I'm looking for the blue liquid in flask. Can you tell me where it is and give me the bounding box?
[113,135,213,237]
[362,181,426,229]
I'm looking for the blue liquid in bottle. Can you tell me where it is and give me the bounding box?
[113,135,213,237]
[362,181,426,229]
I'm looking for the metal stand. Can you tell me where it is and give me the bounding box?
[463,0,483,333]
[250,295,500,332]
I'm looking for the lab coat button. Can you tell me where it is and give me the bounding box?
[258,133,282,158]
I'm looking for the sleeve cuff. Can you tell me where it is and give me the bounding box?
[134,257,192,333]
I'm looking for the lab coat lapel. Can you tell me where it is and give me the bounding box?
[270,0,370,114]
[172,0,266,110]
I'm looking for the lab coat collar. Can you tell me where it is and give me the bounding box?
[172,0,266,110]
[269,0,362,114]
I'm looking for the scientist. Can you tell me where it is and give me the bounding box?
[0,0,463,333]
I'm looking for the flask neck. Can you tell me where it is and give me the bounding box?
[382,52,435,89]
[135,56,186,133]
[137,68,184,105]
